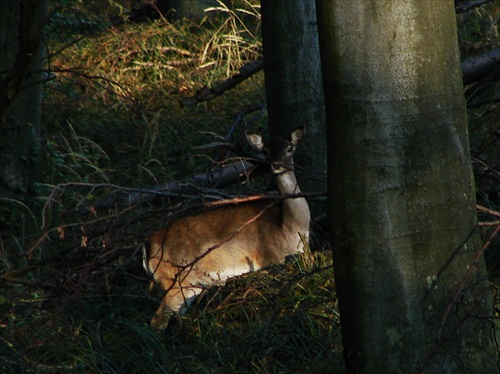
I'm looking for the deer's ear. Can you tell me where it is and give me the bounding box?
[246,132,264,151]
[290,126,306,147]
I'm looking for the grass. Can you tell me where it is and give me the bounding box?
[1,251,341,373]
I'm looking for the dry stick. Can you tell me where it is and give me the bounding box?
[41,182,148,228]
[472,158,500,177]
[477,204,500,217]
[203,192,320,208]
[47,68,136,102]
[480,221,500,226]
[26,203,140,259]
[477,204,500,226]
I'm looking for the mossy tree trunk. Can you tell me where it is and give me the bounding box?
[316,0,497,372]
[261,0,326,211]
[0,0,46,243]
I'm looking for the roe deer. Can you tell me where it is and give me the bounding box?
[143,126,310,328]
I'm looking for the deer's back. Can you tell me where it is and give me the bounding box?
[145,200,302,278]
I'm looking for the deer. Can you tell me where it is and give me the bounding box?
[142,126,310,328]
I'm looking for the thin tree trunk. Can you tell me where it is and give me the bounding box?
[261,0,326,213]
[317,0,497,372]
[0,0,46,244]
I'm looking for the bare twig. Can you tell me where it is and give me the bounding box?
[477,204,500,218]
[46,68,136,102]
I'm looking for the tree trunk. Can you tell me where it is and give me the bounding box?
[261,0,326,212]
[0,0,46,241]
[316,0,497,372]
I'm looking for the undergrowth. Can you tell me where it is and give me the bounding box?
[1,250,340,373]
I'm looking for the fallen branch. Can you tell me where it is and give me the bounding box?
[180,45,500,108]
[461,47,500,86]
[78,158,263,215]
[180,59,264,106]
[455,0,494,13]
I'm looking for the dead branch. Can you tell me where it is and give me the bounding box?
[78,158,263,215]
[462,47,500,86]
[477,204,500,218]
[180,46,500,108]
[62,103,271,217]
[465,65,500,103]
[455,0,494,13]
[180,59,264,106]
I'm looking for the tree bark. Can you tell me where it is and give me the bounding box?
[261,0,326,211]
[0,0,46,239]
[317,0,497,372]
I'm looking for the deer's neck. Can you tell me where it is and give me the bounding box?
[274,169,310,236]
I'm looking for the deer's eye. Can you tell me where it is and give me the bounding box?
[286,146,293,153]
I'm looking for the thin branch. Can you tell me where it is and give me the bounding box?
[477,204,500,218]
[472,159,500,178]
[46,68,136,102]
[479,221,500,226]
[180,59,264,106]
[466,95,500,109]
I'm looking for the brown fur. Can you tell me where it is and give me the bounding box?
[143,127,310,328]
